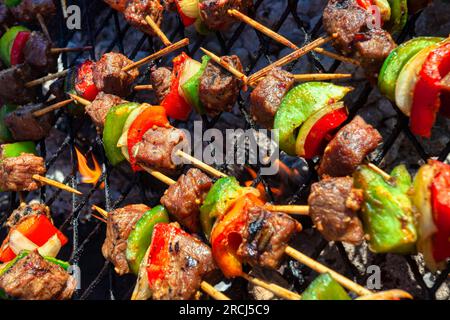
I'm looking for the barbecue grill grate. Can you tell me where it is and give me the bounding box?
[1,0,449,300]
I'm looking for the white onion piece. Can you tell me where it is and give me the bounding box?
[38,234,62,258]
[9,230,38,255]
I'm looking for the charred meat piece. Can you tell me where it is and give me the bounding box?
[237,206,301,270]
[0,153,46,192]
[308,177,364,244]
[150,66,172,104]
[9,0,56,23]
[6,202,51,229]
[103,0,128,11]
[4,103,54,141]
[93,52,139,97]
[250,68,295,128]
[23,31,57,74]
[48,78,66,100]
[124,0,164,36]
[0,251,76,300]
[199,0,252,30]
[0,64,37,105]
[102,204,150,275]
[160,168,213,233]
[133,126,187,172]
[199,55,243,116]
[148,223,216,300]
[85,92,124,129]
[318,116,382,177]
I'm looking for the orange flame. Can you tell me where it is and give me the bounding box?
[244,167,282,198]
[75,147,104,188]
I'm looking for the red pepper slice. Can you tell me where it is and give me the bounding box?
[161,53,192,121]
[175,0,196,26]
[75,60,99,101]
[410,42,450,137]
[356,0,373,10]
[303,107,348,159]
[127,106,170,171]
[0,245,16,263]
[10,31,30,66]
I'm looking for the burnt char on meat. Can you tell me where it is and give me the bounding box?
[6,202,51,229]
[124,0,164,36]
[133,126,187,172]
[4,103,54,141]
[250,68,295,128]
[160,168,213,233]
[318,116,382,177]
[103,0,128,11]
[93,52,139,97]
[149,223,216,300]
[0,153,46,192]
[237,206,301,270]
[23,32,57,74]
[85,92,124,129]
[199,55,243,116]
[102,204,150,275]
[308,177,364,244]
[0,64,37,105]
[0,251,76,300]
[199,0,252,30]
[150,66,172,104]
[9,0,56,22]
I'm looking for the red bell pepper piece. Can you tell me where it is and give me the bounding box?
[10,31,30,66]
[410,42,450,137]
[126,105,170,171]
[303,107,348,159]
[75,60,99,101]
[0,246,16,263]
[175,0,196,26]
[356,0,373,10]
[161,53,192,121]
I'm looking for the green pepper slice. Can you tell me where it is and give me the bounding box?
[103,102,140,166]
[126,205,170,275]
[0,26,29,67]
[274,82,352,155]
[181,55,211,114]
[378,37,444,101]
[0,104,18,143]
[353,164,417,254]
[1,141,37,158]
[4,0,22,7]
[385,0,408,35]
[301,273,351,300]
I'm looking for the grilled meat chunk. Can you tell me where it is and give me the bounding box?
[150,66,172,104]
[85,92,124,129]
[199,0,252,30]
[6,202,51,229]
[9,0,56,23]
[48,78,66,100]
[237,206,301,270]
[104,0,128,11]
[308,177,364,244]
[318,116,382,177]
[148,223,216,300]
[0,64,37,105]
[0,2,12,25]
[199,55,243,116]
[4,103,54,141]
[23,31,57,74]
[124,0,164,36]
[250,68,295,128]
[133,126,187,172]
[102,204,150,275]
[0,251,76,300]
[93,52,139,97]
[160,168,213,233]
[0,153,46,192]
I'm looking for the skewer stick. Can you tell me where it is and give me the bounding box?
[92,214,107,224]
[200,48,248,83]
[134,84,154,91]
[25,70,69,88]
[355,289,413,300]
[36,13,51,42]
[32,98,74,117]
[176,150,228,178]
[92,205,108,218]
[241,273,301,300]
[122,38,190,72]
[32,174,82,195]
[145,15,172,47]
[247,34,337,85]
[367,163,393,182]
[293,73,352,82]
[264,204,309,215]
[68,93,91,106]
[141,166,176,185]
[50,46,93,54]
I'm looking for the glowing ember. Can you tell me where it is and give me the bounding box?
[75,147,104,188]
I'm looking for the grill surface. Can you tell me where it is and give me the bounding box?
[0,0,449,300]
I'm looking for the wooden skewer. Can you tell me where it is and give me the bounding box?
[241,272,301,300]
[367,163,393,182]
[91,214,107,224]
[145,15,172,47]
[32,174,82,195]
[200,48,248,83]
[50,46,93,54]
[122,38,190,72]
[25,69,69,88]
[176,150,228,178]
[141,166,176,185]
[227,9,360,66]
[134,84,154,91]
[92,205,108,218]
[355,289,413,300]
[36,13,51,42]
[68,93,91,106]
[264,204,309,215]
[293,73,352,82]
[32,98,74,117]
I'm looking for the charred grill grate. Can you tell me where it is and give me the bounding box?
[0,0,448,300]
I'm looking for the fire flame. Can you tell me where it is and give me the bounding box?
[244,167,282,198]
[75,147,104,188]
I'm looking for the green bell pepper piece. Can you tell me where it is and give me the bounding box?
[43,256,71,271]
[353,164,417,254]
[274,82,352,155]
[0,25,29,67]
[182,55,211,114]
[0,251,29,277]
[385,0,408,35]
[378,37,444,101]
[301,273,351,300]
[1,141,37,158]
[103,102,140,166]
[4,0,22,7]
[126,205,169,275]
[0,104,18,143]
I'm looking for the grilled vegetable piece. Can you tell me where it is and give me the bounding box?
[181,55,210,115]
[6,202,50,229]
[0,26,30,67]
[301,273,351,300]
[0,104,18,143]
[385,0,408,35]
[353,164,417,254]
